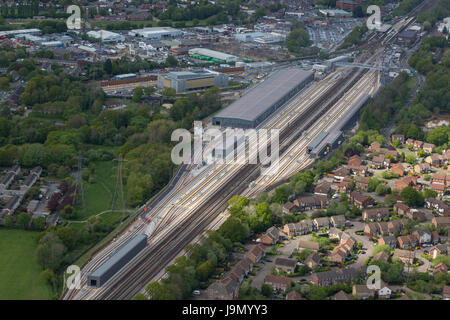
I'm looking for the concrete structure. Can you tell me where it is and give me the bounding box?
[212,68,313,128]
[128,27,182,39]
[157,70,229,93]
[189,48,237,63]
[87,30,125,42]
[87,234,147,288]
[0,28,41,38]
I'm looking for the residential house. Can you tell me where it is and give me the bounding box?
[423,143,435,153]
[355,176,370,191]
[378,281,392,299]
[338,176,353,193]
[444,285,450,300]
[391,134,404,144]
[274,257,297,274]
[378,236,397,248]
[369,141,381,152]
[364,223,380,239]
[227,259,252,283]
[352,285,375,299]
[312,268,357,287]
[432,174,447,185]
[21,166,42,192]
[432,217,450,228]
[431,230,440,245]
[372,251,390,263]
[305,252,320,269]
[412,230,432,245]
[426,199,450,216]
[425,154,441,167]
[433,262,448,278]
[393,202,410,215]
[407,209,426,222]
[405,138,414,146]
[431,183,446,196]
[371,155,385,169]
[207,277,239,300]
[429,244,449,259]
[394,249,414,264]
[314,182,332,197]
[350,192,374,209]
[330,238,355,263]
[388,219,409,235]
[331,290,350,300]
[283,220,314,237]
[328,228,351,242]
[264,274,292,292]
[397,235,417,249]
[333,167,350,181]
[313,217,331,230]
[414,163,431,174]
[1,195,21,215]
[260,226,280,245]
[362,207,390,222]
[294,195,329,211]
[285,291,303,300]
[245,244,265,264]
[413,140,424,150]
[330,215,346,227]
[395,176,418,192]
[298,240,320,251]
[391,163,405,177]
[348,155,362,167]
[282,202,299,214]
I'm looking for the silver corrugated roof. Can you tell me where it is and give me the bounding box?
[214,68,313,123]
[89,234,147,278]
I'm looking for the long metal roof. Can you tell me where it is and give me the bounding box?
[214,68,313,123]
[89,233,147,278]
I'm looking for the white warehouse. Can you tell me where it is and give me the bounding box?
[87,30,125,42]
[128,27,182,39]
[188,48,237,63]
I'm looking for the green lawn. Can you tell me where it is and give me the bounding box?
[76,160,124,220]
[0,229,52,300]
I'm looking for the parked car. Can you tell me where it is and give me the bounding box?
[193,290,201,296]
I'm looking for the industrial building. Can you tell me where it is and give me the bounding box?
[87,30,125,42]
[0,28,41,38]
[188,48,237,64]
[212,68,314,129]
[157,70,229,93]
[87,234,147,288]
[128,27,182,39]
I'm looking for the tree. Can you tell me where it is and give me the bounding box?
[261,284,272,297]
[17,212,31,229]
[103,59,112,75]
[144,86,156,96]
[133,293,148,300]
[376,184,391,196]
[133,86,144,103]
[166,55,178,67]
[162,87,176,99]
[3,214,14,227]
[146,282,174,300]
[427,127,449,146]
[368,178,381,192]
[219,217,250,242]
[196,260,214,281]
[32,216,46,230]
[400,186,424,207]
[423,189,437,199]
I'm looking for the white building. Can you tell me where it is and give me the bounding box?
[128,27,182,39]
[188,48,237,63]
[87,30,124,42]
[437,17,450,33]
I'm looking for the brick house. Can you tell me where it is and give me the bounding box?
[391,134,404,144]
[350,192,374,209]
[414,163,431,174]
[429,244,449,259]
[352,285,375,299]
[274,257,297,274]
[260,226,280,245]
[362,207,390,222]
[423,143,435,153]
[264,274,292,292]
[393,202,410,215]
[245,244,265,264]
[355,176,370,191]
[207,277,239,300]
[312,268,358,287]
[378,236,397,248]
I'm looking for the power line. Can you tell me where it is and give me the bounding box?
[111,154,126,214]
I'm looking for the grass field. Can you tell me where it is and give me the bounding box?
[76,159,126,220]
[0,229,52,300]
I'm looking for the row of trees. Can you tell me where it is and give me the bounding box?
[0,0,39,19]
